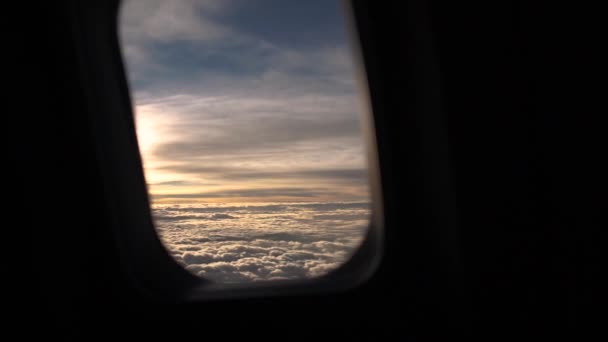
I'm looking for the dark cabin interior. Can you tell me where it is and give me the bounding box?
[9,0,606,339]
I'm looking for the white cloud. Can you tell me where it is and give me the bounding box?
[119,0,249,82]
[120,0,232,43]
[154,202,370,283]
[119,0,357,99]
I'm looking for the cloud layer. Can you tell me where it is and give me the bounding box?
[154,202,370,282]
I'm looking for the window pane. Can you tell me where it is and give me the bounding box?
[120,0,371,284]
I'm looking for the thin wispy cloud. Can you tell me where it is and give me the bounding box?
[120,0,367,202]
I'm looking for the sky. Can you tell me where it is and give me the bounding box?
[120,0,370,204]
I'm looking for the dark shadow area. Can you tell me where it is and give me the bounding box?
[8,0,606,339]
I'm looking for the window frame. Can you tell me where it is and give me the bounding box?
[74,0,384,301]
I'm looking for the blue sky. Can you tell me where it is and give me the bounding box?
[120,0,370,203]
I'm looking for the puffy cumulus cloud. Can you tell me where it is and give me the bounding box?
[154,202,370,283]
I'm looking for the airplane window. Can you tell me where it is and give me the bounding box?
[119,0,372,284]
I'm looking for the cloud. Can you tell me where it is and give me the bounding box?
[140,91,366,169]
[151,111,361,158]
[120,0,370,202]
[120,0,233,44]
[150,180,216,187]
[209,213,236,220]
[154,166,367,183]
[154,213,237,222]
[153,201,369,214]
[119,0,241,85]
[154,202,370,283]
[120,0,355,92]
[137,91,369,201]
[152,187,347,200]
